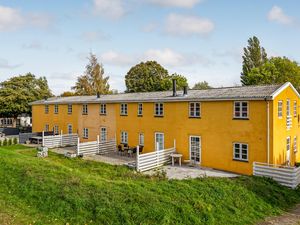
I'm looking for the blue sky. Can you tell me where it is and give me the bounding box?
[0,0,299,95]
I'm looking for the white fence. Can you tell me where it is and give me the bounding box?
[42,132,78,148]
[253,162,300,189]
[77,136,116,156]
[136,141,176,172]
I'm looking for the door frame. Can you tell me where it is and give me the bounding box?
[155,132,164,151]
[189,135,201,164]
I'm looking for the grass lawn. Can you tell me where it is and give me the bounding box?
[1,145,300,225]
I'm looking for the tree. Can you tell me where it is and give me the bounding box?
[0,73,52,117]
[246,57,300,90]
[241,36,268,85]
[192,81,211,90]
[72,53,111,95]
[60,91,76,97]
[125,61,169,92]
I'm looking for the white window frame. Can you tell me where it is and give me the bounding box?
[121,131,128,144]
[139,133,144,146]
[100,104,106,115]
[67,124,72,134]
[287,99,291,117]
[294,100,297,117]
[120,103,128,116]
[287,136,291,162]
[82,104,88,115]
[293,136,297,153]
[233,142,248,161]
[154,103,164,116]
[54,125,59,135]
[138,103,143,116]
[45,105,49,114]
[83,128,89,139]
[45,124,49,132]
[68,104,72,114]
[155,132,164,151]
[278,101,283,118]
[189,136,201,164]
[100,127,107,142]
[189,102,201,118]
[233,101,249,119]
[54,104,58,114]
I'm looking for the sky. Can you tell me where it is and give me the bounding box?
[0,0,299,95]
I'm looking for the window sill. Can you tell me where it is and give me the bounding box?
[82,114,88,115]
[233,159,248,163]
[100,113,107,116]
[154,115,164,117]
[83,137,88,139]
[120,114,128,116]
[233,118,249,120]
[137,115,143,117]
[189,116,201,119]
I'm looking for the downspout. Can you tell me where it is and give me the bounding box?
[265,98,270,165]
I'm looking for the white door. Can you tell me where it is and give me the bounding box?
[155,133,164,151]
[189,136,201,164]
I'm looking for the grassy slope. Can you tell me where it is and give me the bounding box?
[0,145,300,225]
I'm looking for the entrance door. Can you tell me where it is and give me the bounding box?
[155,132,164,151]
[189,136,201,164]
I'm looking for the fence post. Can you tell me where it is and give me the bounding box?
[77,137,80,156]
[42,131,44,147]
[97,135,100,154]
[60,130,63,147]
[136,145,140,171]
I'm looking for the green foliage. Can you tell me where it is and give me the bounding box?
[13,138,18,145]
[7,139,12,146]
[72,53,112,95]
[2,139,7,146]
[246,57,300,90]
[0,145,300,225]
[192,81,211,90]
[60,91,76,97]
[0,73,52,117]
[125,61,170,92]
[241,36,268,85]
[0,140,2,146]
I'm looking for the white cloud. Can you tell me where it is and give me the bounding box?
[93,0,125,20]
[22,41,44,50]
[165,13,214,37]
[143,49,184,66]
[0,5,53,32]
[147,0,202,8]
[81,31,110,42]
[0,58,22,69]
[268,5,293,25]
[100,50,135,66]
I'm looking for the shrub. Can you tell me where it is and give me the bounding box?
[8,139,12,146]
[3,139,8,146]
[13,137,18,145]
[0,140,2,146]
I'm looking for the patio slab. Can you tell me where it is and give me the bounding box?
[83,153,135,166]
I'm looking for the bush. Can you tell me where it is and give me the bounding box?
[8,139,12,146]
[0,140,2,146]
[2,139,8,146]
[13,138,18,145]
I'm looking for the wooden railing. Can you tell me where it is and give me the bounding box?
[42,132,78,148]
[77,136,116,156]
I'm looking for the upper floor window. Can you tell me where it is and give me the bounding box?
[154,103,164,116]
[83,128,89,139]
[287,99,291,117]
[121,131,128,144]
[234,101,248,119]
[68,104,72,114]
[45,105,49,114]
[54,104,58,114]
[294,101,297,117]
[189,102,201,118]
[82,104,88,115]
[278,101,283,118]
[120,103,128,116]
[233,143,248,161]
[138,103,143,116]
[100,104,106,115]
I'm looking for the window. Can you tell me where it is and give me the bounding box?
[294,136,297,153]
[68,124,72,134]
[287,99,291,117]
[287,137,291,162]
[233,143,248,161]
[234,101,248,119]
[100,104,106,115]
[83,128,89,139]
[68,104,72,114]
[139,133,144,146]
[54,104,59,114]
[45,124,49,132]
[278,101,283,118]
[189,102,201,117]
[120,103,128,115]
[138,103,143,116]
[155,132,164,151]
[54,125,59,135]
[100,127,107,142]
[154,103,164,116]
[294,101,297,117]
[82,104,88,115]
[45,105,49,114]
[190,136,201,163]
[121,131,128,144]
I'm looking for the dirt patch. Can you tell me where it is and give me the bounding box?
[258,204,300,225]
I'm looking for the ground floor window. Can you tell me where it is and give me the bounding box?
[54,125,59,135]
[190,136,201,163]
[83,128,89,139]
[139,133,144,146]
[155,132,164,151]
[45,124,49,132]
[233,143,248,161]
[287,137,291,162]
[294,136,297,153]
[121,131,128,144]
[68,124,72,134]
[100,127,107,142]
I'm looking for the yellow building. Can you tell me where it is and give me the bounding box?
[31,82,300,175]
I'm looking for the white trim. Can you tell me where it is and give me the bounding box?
[233,101,249,119]
[154,132,164,151]
[100,127,107,142]
[120,131,128,144]
[271,82,300,99]
[189,135,201,164]
[139,132,144,146]
[233,142,248,161]
[189,102,201,117]
[278,100,283,118]
[154,103,164,116]
[120,103,128,115]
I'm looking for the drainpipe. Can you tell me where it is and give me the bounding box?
[265,98,270,165]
